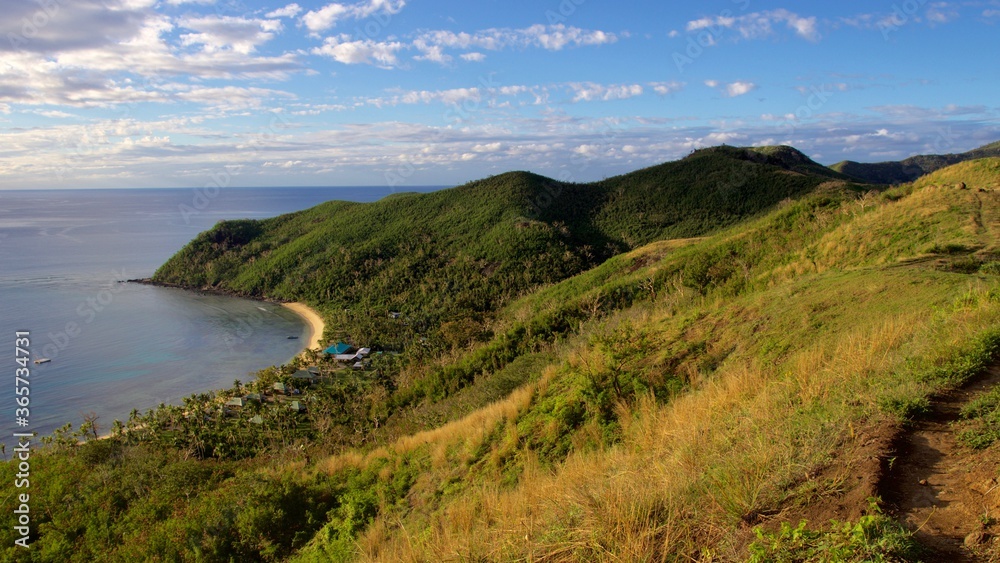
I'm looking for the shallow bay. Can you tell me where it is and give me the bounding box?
[0,186,439,449]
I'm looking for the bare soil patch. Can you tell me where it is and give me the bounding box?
[882,366,1000,561]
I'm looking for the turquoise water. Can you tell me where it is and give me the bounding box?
[0,187,441,450]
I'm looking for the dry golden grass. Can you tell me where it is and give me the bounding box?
[315,366,554,478]
[295,178,1000,562]
[355,287,990,562]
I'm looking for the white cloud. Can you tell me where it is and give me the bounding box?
[174,86,296,111]
[705,80,756,97]
[178,15,283,54]
[314,23,617,67]
[33,110,76,118]
[926,2,959,24]
[312,35,405,67]
[3,104,998,189]
[301,0,406,35]
[267,4,302,18]
[412,24,617,63]
[573,144,603,158]
[365,87,479,107]
[686,9,820,42]
[0,1,303,110]
[473,142,504,153]
[650,81,684,95]
[361,84,543,109]
[568,82,643,102]
[414,45,451,64]
[704,131,746,144]
[302,4,351,35]
[725,81,757,97]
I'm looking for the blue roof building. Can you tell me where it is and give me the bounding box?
[324,341,353,355]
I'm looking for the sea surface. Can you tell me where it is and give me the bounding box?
[0,186,441,450]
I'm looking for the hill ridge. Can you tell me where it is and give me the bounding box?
[831,139,1000,184]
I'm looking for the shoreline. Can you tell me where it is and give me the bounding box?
[90,303,325,442]
[129,279,327,356]
[281,302,326,353]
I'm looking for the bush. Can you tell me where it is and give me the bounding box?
[748,503,922,562]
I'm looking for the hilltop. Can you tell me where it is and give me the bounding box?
[4,153,1000,562]
[831,139,1000,185]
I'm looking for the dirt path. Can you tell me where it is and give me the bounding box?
[883,366,1000,561]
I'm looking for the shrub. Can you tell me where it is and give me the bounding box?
[749,502,922,562]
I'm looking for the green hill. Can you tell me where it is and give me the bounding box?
[5,155,1000,562]
[830,139,1000,184]
[152,145,857,352]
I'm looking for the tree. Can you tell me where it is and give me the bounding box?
[79,411,101,441]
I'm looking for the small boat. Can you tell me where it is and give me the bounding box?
[287,336,299,340]
[34,358,51,364]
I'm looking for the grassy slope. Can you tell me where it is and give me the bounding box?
[830,139,1000,185]
[289,159,1000,561]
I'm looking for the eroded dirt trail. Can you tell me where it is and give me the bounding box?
[884,366,1000,561]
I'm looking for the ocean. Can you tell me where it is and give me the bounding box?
[0,186,441,451]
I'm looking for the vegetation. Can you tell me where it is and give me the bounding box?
[4,149,1000,561]
[152,145,857,355]
[748,501,921,563]
[830,139,1000,185]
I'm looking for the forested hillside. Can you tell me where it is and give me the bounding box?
[152,145,856,352]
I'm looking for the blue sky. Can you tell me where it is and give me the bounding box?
[1,0,998,189]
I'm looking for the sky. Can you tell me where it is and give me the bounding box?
[0,0,998,189]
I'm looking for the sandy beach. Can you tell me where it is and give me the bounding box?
[281,302,326,352]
